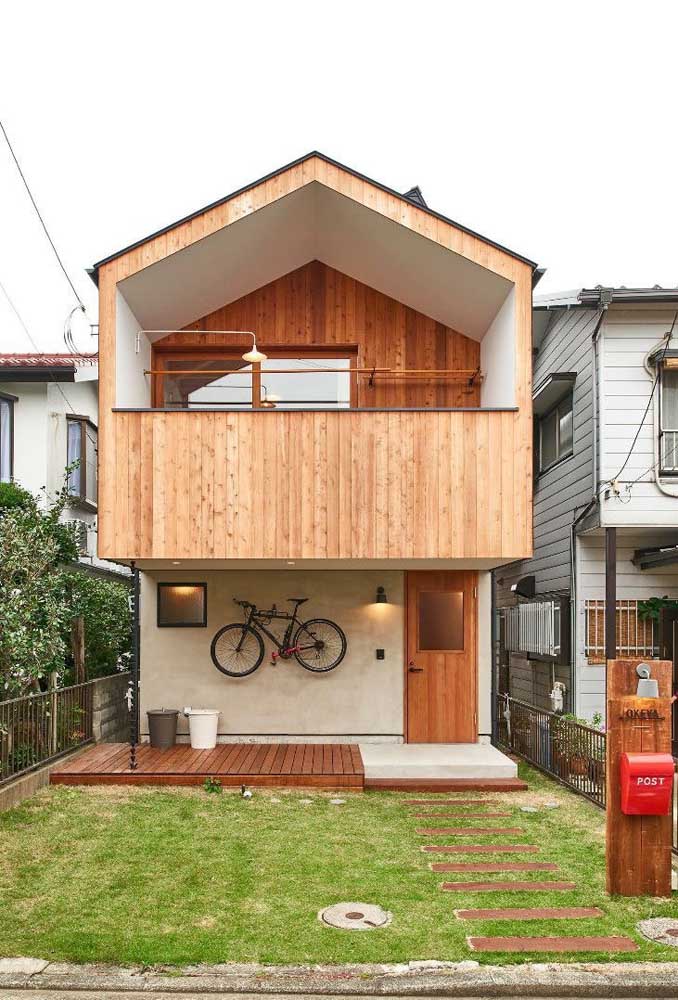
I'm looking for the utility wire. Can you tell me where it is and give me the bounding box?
[0,276,78,417]
[0,118,88,316]
[609,311,677,483]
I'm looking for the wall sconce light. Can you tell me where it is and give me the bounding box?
[636,662,659,698]
[241,331,268,364]
[376,586,387,604]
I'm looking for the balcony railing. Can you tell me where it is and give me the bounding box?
[99,407,531,562]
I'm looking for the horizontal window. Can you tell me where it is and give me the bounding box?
[153,350,356,410]
[157,583,207,627]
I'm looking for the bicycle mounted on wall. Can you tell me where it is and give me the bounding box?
[210,598,347,678]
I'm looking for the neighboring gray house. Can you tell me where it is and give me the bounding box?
[0,352,127,580]
[495,287,678,722]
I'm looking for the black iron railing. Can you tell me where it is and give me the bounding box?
[495,693,607,809]
[0,682,94,785]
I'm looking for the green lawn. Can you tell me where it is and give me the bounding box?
[0,764,676,966]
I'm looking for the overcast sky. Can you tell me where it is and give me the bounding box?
[1,0,677,353]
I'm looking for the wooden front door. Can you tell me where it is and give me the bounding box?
[406,571,477,743]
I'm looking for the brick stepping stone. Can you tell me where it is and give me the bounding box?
[417,827,523,836]
[413,811,512,818]
[455,907,604,920]
[441,880,576,892]
[432,862,558,873]
[405,799,497,806]
[423,844,539,854]
[467,935,638,953]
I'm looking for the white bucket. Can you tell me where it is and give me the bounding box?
[184,707,220,749]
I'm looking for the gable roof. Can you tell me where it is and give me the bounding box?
[89,151,537,279]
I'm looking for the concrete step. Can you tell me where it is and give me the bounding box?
[359,743,518,780]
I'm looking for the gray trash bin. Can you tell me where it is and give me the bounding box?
[147,709,179,749]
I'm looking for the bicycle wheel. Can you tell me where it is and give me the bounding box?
[210,624,265,677]
[293,619,347,673]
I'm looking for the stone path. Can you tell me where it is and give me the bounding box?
[455,906,604,920]
[441,879,577,892]
[467,934,639,953]
[407,791,639,956]
[422,843,538,853]
[431,862,559,873]
[412,810,510,817]
[416,826,523,835]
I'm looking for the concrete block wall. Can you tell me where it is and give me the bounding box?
[92,672,131,743]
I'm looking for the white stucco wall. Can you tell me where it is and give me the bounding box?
[140,569,406,741]
[480,287,515,407]
[116,291,151,408]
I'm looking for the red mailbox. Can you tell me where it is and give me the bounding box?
[620,752,674,815]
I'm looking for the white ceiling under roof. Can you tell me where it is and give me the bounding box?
[119,182,513,342]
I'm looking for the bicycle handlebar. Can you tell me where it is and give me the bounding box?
[233,598,253,609]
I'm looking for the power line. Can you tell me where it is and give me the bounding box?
[0,275,78,417]
[0,118,88,317]
[609,311,677,483]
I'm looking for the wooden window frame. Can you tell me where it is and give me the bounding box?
[0,392,16,483]
[157,582,208,628]
[151,344,359,409]
[67,414,98,510]
[538,391,573,475]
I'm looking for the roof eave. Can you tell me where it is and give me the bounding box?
[89,150,539,280]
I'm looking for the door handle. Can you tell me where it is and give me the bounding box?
[408,662,424,672]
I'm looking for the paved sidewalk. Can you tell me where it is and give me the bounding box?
[1,959,678,997]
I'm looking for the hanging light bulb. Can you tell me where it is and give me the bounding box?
[260,385,280,409]
[242,331,267,363]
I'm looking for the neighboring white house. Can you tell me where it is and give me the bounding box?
[0,353,126,579]
[496,287,678,723]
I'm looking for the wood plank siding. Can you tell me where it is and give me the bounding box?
[156,261,482,409]
[102,408,529,560]
[96,155,533,562]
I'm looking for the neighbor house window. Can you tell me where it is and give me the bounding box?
[539,392,573,472]
[659,363,678,475]
[67,416,98,506]
[152,349,357,409]
[157,583,207,627]
[0,394,14,482]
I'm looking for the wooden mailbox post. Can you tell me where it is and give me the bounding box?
[606,657,673,896]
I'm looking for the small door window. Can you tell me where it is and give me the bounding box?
[418,591,464,650]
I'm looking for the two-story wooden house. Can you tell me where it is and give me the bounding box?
[88,152,537,788]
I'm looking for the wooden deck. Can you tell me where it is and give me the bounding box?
[49,742,365,789]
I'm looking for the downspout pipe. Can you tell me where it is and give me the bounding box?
[567,300,608,715]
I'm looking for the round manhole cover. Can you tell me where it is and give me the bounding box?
[638,918,678,946]
[319,902,392,930]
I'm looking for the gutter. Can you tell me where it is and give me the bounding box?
[579,287,678,306]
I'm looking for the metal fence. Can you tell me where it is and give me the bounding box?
[495,693,607,808]
[584,599,656,663]
[0,682,94,786]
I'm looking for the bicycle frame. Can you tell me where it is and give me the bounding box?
[239,604,316,659]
